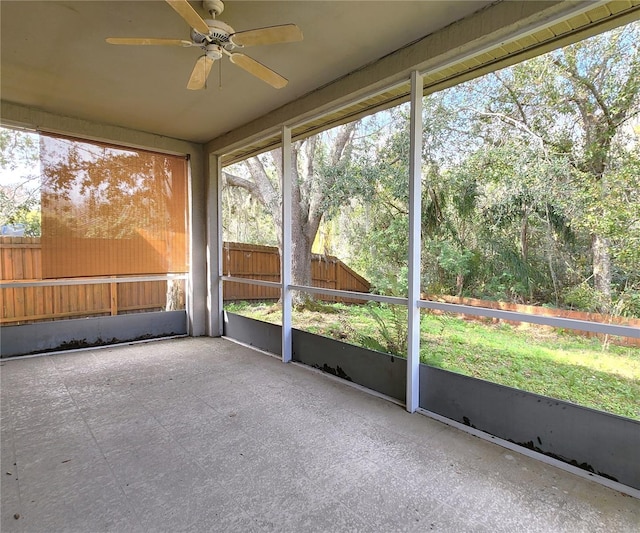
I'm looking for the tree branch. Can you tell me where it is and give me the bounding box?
[552,57,615,128]
[330,122,356,166]
[492,72,529,126]
[464,107,549,156]
[222,170,259,197]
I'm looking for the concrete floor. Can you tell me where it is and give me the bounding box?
[1,337,638,532]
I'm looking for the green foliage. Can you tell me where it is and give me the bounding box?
[586,149,640,280]
[615,286,640,318]
[369,264,409,299]
[562,282,609,314]
[224,24,639,315]
[222,183,278,245]
[0,127,41,235]
[0,127,39,170]
[435,243,474,280]
[356,303,408,357]
[561,279,640,319]
[0,189,41,236]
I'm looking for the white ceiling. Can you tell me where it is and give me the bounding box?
[1,1,493,144]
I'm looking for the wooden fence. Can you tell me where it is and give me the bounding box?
[1,237,182,325]
[0,238,369,324]
[222,242,370,303]
[3,237,637,347]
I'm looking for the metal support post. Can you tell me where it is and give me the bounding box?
[407,70,423,412]
[206,153,224,336]
[282,126,293,362]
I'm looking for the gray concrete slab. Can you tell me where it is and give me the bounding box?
[1,337,639,532]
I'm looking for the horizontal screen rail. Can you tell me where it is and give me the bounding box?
[289,285,407,305]
[0,274,188,289]
[220,277,639,339]
[222,276,281,289]
[418,299,640,339]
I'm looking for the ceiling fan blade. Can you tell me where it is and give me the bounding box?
[230,24,303,47]
[106,38,193,46]
[229,53,288,89]
[165,0,210,35]
[187,55,215,90]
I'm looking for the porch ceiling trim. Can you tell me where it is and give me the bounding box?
[212,0,640,166]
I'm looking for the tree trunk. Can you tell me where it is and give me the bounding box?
[165,279,184,311]
[520,202,528,263]
[290,222,313,308]
[227,124,356,310]
[544,204,560,307]
[587,135,612,311]
[592,233,611,309]
[455,272,464,297]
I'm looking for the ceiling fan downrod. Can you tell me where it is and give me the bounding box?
[203,0,225,18]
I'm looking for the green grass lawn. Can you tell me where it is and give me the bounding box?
[224,301,640,420]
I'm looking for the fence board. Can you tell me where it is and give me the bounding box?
[17,287,26,317]
[4,287,15,320]
[43,286,52,317]
[12,246,24,280]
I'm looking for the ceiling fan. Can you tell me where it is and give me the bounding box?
[106,0,303,89]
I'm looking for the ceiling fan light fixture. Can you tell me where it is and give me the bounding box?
[205,44,223,61]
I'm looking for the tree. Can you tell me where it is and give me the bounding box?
[222,24,640,313]
[223,122,360,306]
[0,127,41,235]
[222,184,278,246]
[343,24,640,309]
[470,23,640,307]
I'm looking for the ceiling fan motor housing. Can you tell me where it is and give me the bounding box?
[191,19,234,47]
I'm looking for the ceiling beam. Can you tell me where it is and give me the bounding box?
[1,101,202,157]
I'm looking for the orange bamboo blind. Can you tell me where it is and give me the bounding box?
[40,134,188,278]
